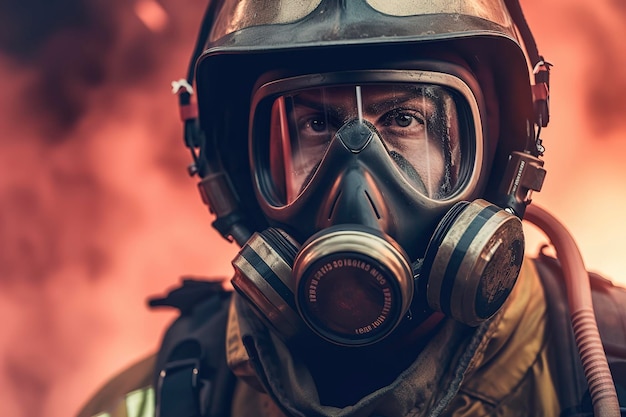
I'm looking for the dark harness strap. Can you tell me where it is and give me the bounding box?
[150,279,236,417]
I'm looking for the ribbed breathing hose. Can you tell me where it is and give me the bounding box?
[524,204,620,417]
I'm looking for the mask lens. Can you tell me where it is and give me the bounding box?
[266,83,467,203]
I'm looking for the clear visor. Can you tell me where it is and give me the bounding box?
[260,80,478,204]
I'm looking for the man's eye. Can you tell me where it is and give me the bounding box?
[394,114,413,128]
[382,110,424,128]
[307,118,327,132]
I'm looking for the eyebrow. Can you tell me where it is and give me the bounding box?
[365,91,434,115]
[289,87,436,120]
[289,96,348,120]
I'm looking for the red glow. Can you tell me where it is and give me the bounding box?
[521,0,626,283]
[134,0,169,32]
[1,1,625,416]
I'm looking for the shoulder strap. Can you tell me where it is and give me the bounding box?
[534,252,626,417]
[149,279,236,417]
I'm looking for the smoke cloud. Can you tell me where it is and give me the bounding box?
[0,0,236,416]
[0,0,625,416]
[566,1,626,135]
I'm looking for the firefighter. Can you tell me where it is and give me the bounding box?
[78,1,626,416]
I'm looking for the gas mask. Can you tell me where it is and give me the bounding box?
[230,68,525,347]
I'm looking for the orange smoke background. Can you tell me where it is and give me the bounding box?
[0,0,625,416]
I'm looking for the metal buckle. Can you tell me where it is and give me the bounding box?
[156,358,201,417]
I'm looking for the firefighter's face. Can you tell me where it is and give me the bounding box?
[285,85,448,200]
